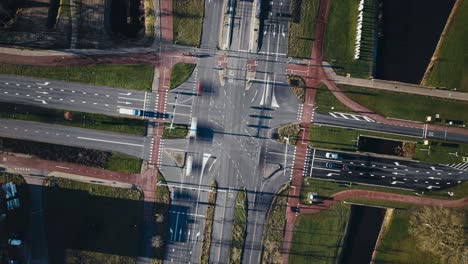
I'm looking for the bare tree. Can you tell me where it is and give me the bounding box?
[409,206,467,264]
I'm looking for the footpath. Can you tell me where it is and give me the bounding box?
[323,63,468,102]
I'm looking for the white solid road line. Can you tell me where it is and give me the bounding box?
[76,137,143,147]
[118,96,145,101]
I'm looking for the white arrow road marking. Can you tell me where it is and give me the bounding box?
[35,91,49,95]
[118,92,132,96]
[36,82,50,85]
[34,99,47,104]
[117,101,132,105]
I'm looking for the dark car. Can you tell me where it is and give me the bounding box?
[326,162,347,171]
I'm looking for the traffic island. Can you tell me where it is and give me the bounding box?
[287,75,306,103]
[200,180,218,264]
[260,184,289,264]
[169,63,196,90]
[277,123,301,145]
[228,188,247,264]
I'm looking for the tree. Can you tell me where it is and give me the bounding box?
[151,235,163,248]
[408,206,467,264]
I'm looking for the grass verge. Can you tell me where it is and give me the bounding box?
[0,137,142,174]
[301,178,468,205]
[0,102,147,136]
[0,64,154,91]
[144,0,155,40]
[287,75,306,103]
[228,188,247,264]
[314,83,354,113]
[309,124,468,164]
[422,0,468,92]
[261,184,289,264]
[278,123,300,145]
[323,0,375,78]
[173,0,204,46]
[151,172,171,263]
[288,0,320,58]
[163,123,188,139]
[339,85,468,126]
[169,63,196,89]
[374,208,440,263]
[200,180,217,264]
[43,178,142,263]
[289,202,350,264]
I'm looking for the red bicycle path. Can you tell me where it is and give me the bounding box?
[281,0,468,263]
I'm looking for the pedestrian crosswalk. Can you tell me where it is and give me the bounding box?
[444,162,468,171]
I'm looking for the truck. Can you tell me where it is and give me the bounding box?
[119,108,142,116]
[189,117,198,138]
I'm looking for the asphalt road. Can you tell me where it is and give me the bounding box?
[0,74,155,117]
[0,118,148,159]
[304,149,468,192]
[313,111,468,144]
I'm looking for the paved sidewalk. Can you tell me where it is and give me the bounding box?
[323,62,468,101]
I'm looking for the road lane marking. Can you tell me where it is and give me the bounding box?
[118,96,145,101]
[76,137,143,147]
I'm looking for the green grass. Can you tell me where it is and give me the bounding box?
[163,123,188,139]
[144,0,155,39]
[323,0,375,78]
[169,63,196,89]
[289,202,350,264]
[261,184,289,264]
[374,209,440,263]
[229,188,247,264]
[301,178,468,205]
[0,102,147,136]
[340,85,468,126]
[173,0,204,46]
[423,0,468,92]
[309,124,468,164]
[314,83,354,112]
[287,0,320,58]
[200,181,217,264]
[0,64,154,91]
[44,178,142,263]
[287,75,306,103]
[104,153,142,174]
[152,172,171,263]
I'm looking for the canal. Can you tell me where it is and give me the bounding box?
[340,205,386,263]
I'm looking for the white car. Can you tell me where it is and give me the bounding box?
[325,152,339,159]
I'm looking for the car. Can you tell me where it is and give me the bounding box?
[326,162,347,171]
[197,81,202,96]
[8,239,21,246]
[325,152,339,159]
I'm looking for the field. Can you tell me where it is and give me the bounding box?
[339,85,468,125]
[288,203,350,264]
[314,83,353,113]
[373,209,440,263]
[0,64,154,91]
[173,0,204,46]
[261,185,289,264]
[163,123,188,139]
[422,0,468,92]
[228,189,247,264]
[323,0,375,78]
[309,124,468,164]
[43,178,142,263]
[0,137,142,174]
[287,0,320,58]
[169,63,196,89]
[0,102,147,136]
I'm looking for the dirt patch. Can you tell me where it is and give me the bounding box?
[0,0,71,48]
[287,75,306,103]
[358,136,416,158]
